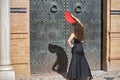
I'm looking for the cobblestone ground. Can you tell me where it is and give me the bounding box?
[17,70,120,80]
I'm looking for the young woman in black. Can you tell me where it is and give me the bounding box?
[67,14,93,80]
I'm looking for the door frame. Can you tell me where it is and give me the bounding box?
[102,0,112,71]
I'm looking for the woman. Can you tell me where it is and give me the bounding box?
[67,14,93,80]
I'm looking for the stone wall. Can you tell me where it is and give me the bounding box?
[108,0,120,70]
[10,0,30,77]
[104,0,120,70]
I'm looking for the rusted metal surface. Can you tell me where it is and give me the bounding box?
[30,0,102,74]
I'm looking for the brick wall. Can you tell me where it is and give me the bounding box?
[109,0,120,70]
[10,0,30,77]
[105,0,120,70]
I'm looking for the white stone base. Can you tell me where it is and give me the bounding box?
[0,69,15,80]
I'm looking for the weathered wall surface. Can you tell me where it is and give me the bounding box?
[10,0,30,77]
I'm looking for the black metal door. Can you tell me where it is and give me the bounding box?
[30,0,102,74]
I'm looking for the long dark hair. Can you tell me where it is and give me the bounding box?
[72,22,85,41]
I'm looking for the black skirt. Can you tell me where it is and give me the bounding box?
[67,42,93,79]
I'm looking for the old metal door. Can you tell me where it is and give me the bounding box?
[30,0,102,74]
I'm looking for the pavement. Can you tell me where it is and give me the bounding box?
[17,70,120,80]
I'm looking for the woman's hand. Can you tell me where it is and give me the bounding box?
[71,45,74,48]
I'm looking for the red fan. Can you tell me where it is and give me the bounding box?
[64,10,76,24]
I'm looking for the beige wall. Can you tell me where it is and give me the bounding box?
[10,0,30,77]
[106,0,120,70]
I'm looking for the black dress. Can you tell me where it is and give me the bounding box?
[67,38,93,80]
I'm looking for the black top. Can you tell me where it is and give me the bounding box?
[74,38,83,44]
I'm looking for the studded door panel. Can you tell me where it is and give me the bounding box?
[30,0,102,74]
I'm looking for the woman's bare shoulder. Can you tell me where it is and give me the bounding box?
[71,33,75,37]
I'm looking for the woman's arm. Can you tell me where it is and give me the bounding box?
[67,33,75,48]
[71,14,83,27]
